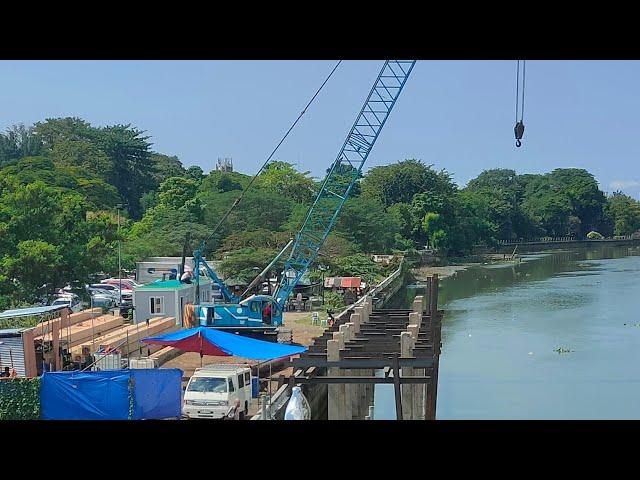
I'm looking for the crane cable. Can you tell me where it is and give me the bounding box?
[200,60,343,250]
[514,60,526,147]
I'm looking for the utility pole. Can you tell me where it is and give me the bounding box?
[318,265,327,305]
[116,204,122,307]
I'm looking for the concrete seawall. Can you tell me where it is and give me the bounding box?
[474,238,640,255]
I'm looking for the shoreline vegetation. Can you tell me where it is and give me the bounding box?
[2,117,640,311]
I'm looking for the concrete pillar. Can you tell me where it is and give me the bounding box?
[350,313,361,334]
[407,324,419,341]
[400,331,414,420]
[430,275,439,318]
[408,312,421,330]
[332,331,344,350]
[355,306,368,324]
[344,322,356,419]
[339,324,350,343]
[327,339,345,420]
[412,297,423,315]
[407,324,424,420]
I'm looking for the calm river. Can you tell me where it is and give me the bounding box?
[388,245,640,419]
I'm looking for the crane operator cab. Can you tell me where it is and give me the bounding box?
[197,294,283,329]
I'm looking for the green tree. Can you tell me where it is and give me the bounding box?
[362,159,453,207]
[150,154,185,186]
[93,124,154,219]
[605,192,640,236]
[258,161,316,204]
[335,197,400,253]
[1,240,63,301]
[158,177,202,221]
[185,165,205,182]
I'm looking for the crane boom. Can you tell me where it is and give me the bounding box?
[272,60,416,309]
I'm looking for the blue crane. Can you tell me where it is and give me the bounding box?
[193,60,416,337]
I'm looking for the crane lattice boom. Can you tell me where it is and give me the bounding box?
[273,60,416,308]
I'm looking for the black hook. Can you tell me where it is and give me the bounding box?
[514,121,525,148]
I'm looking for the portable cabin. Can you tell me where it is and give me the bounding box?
[133,277,214,326]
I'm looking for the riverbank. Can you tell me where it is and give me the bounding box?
[411,253,522,280]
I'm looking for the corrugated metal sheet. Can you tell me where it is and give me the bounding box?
[0,304,67,320]
[0,336,26,377]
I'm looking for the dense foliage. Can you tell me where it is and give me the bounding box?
[1,118,638,308]
[0,377,41,420]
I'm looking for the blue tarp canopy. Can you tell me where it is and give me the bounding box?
[143,327,307,361]
[0,304,68,320]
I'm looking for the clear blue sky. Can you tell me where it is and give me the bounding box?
[1,60,639,198]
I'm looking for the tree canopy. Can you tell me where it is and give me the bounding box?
[1,117,637,309]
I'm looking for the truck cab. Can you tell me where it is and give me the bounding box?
[197,294,283,330]
[182,364,252,419]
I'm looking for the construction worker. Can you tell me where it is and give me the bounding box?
[262,302,272,325]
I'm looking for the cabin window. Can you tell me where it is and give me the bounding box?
[228,377,235,392]
[150,297,164,315]
[250,302,260,313]
[238,374,245,388]
[244,371,251,384]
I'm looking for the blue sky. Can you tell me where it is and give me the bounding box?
[1,60,639,198]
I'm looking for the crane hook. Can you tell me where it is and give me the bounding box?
[514,120,525,148]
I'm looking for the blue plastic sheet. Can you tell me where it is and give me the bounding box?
[41,371,131,420]
[131,369,182,419]
[41,369,183,420]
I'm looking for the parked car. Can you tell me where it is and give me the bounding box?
[51,294,82,312]
[90,293,116,308]
[182,364,252,419]
[87,283,132,305]
[101,278,141,290]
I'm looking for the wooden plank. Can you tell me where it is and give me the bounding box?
[38,315,124,345]
[75,317,176,355]
[29,308,103,337]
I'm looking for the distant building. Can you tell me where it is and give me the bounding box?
[133,277,214,326]
[216,157,233,172]
[371,254,395,266]
[136,257,200,285]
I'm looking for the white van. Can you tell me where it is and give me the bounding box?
[182,364,252,419]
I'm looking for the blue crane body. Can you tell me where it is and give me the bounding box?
[193,60,416,335]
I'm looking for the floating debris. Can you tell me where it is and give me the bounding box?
[554,347,574,354]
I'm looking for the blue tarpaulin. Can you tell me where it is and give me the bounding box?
[41,369,183,420]
[41,370,131,420]
[143,327,307,361]
[131,368,182,419]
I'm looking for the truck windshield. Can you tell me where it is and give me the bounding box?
[187,377,227,393]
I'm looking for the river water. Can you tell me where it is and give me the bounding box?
[390,245,640,419]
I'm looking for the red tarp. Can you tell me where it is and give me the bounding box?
[341,277,361,288]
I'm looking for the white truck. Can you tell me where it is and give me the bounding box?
[182,364,252,419]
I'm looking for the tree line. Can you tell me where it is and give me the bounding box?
[1,118,639,309]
